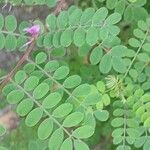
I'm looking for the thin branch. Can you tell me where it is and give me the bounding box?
[0,38,36,93]
[123,29,149,79]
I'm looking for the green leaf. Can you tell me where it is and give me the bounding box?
[35,52,47,64]
[105,13,121,24]
[112,128,124,137]
[134,137,146,148]
[44,60,59,72]
[111,118,124,127]
[2,84,16,96]
[124,5,134,22]
[52,31,61,48]
[143,140,150,150]
[115,0,126,15]
[74,140,90,150]
[17,98,34,116]
[5,15,17,31]
[51,48,66,57]
[96,81,106,93]
[111,45,127,57]
[90,47,103,65]
[94,110,109,121]
[83,113,96,128]
[0,14,4,30]
[7,90,24,104]
[5,35,17,51]
[0,146,8,150]
[73,28,86,47]
[72,125,94,139]
[128,38,141,47]
[92,7,108,25]
[99,54,112,74]
[0,124,6,136]
[46,0,57,8]
[38,118,53,140]
[61,28,73,47]
[69,8,82,26]
[80,8,95,25]
[126,128,141,138]
[116,145,131,150]
[78,44,91,57]
[84,93,101,106]
[52,103,73,118]
[106,0,118,10]
[0,33,5,50]
[129,69,138,81]
[33,83,49,99]
[53,66,69,80]
[24,76,39,91]
[30,70,44,79]
[133,28,145,39]
[107,25,120,36]
[127,119,139,128]
[86,27,98,46]
[43,33,53,48]
[142,43,150,52]
[137,53,150,62]
[144,117,150,127]
[101,94,110,106]
[46,14,56,30]
[72,84,91,97]
[138,20,148,31]
[25,108,43,127]
[112,57,126,73]
[132,7,148,22]
[63,75,82,89]
[23,63,35,74]
[99,27,109,40]
[60,138,73,150]
[15,70,27,84]
[42,92,62,109]
[17,37,27,52]
[48,128,64,150]
[63,112,84,127]
[113,137,123,145]
[57,11,69,29]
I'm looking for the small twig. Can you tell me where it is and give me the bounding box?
[0,38,36,93]
[53,0,73,15]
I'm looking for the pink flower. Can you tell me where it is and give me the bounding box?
[24,25,40,37]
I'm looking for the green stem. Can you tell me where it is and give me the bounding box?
[123,29,149,79]
[27,59,89,111]
[10,79,73,139]
[0,30,29,38]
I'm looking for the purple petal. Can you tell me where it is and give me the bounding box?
[24,25,40,37]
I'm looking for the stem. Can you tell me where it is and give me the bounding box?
[0,30,29,38]
[0,38,36,93]
[10,79,73,139]
[123,29,149,79]
[27,59,89,111]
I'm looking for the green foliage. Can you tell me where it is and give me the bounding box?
[94,0,148,22]
[0,124,6,136]
[0,0,150,149]
[2,52,110,149]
